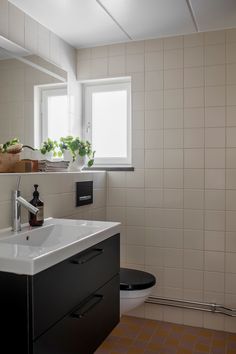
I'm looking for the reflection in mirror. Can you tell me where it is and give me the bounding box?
[0,40,68,161]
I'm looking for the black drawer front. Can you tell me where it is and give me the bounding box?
[34,275,120,354]
[32,234,120,339]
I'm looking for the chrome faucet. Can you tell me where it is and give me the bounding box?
[12,177,39,232]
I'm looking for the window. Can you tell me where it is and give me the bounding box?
[84,79,131,166]
[39,85,69,143]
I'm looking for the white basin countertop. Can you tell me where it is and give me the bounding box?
[0,218,121,275]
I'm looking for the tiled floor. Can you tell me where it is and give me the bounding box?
[95,315,236,354]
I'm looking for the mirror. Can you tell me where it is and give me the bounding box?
[0,36,68,158]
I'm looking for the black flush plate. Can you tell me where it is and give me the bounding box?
[76,181,93,207]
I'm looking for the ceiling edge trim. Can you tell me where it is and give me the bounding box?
[186,0,199,32]
[96,0,133,40]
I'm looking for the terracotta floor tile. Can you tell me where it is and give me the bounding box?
[95,315,236,354]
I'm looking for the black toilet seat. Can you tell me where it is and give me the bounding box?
[120,268,156,291]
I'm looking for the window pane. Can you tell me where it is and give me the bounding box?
[92,90,127,158]
[47,95,68,141]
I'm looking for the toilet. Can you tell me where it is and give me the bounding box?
[120,268,156,315]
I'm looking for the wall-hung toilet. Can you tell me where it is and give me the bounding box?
[120,268,156,315]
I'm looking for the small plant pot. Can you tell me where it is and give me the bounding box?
[69,155,86,171]
[63,150,73,163]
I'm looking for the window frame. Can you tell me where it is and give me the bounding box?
[83,79,132,167]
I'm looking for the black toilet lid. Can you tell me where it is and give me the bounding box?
[120,268,156,290]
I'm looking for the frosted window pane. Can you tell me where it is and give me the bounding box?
[92,90,127,158]
[47,95,68,140]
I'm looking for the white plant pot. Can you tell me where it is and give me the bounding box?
[69,155,86,171]
[63,150,73,163]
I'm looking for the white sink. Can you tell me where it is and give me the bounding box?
[0,218,120,275]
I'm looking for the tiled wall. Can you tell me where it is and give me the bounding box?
[77,29,236,332]
[0,172,106,230]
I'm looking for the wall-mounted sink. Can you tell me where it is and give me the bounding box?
[0,218,120,275]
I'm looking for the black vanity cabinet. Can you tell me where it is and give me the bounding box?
[0,233,120,354]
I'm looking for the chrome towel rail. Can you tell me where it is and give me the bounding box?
[146,296,236,317]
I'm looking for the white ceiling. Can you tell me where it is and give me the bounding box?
[9,0,236,48]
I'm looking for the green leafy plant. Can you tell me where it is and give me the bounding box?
[0,138,23,154]
[59,136,95,167]
[40,138,62,158]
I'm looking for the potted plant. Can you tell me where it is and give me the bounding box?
[0,138,23,172]
[39,138,62,160]
[59,136,95,170]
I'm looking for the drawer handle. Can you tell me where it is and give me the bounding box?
[70,248,104,265]
[71,294,104,319]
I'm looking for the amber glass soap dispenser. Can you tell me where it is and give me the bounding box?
[29,184,44,226]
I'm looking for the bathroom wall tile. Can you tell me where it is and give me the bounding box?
[145,70,163,90]
[184,209,204,230]
[107,172,126,188]
[205,231,225,251]
[226,273,236,294]
[126,170,145,188]
[225,252,236,273]
[145,189,163,208]
[205,210,225,231]
[37,24,50,60]
[133,130,144,149]
[164,248,183,268]
[227,29,236,43]
[205,86,226,107]
[145,90,163,110]
[184,67,204,88]
[184,128,204,148]
[164,89,183,109]
[145,227,163,247]
[205,251,225,272]
[164,268,183,288]
[204,272,224,292]
[184,107,204,128]
[108,55,125,75]
[163,189,183,209]
[184,46,204,67]
[126,207,145,226]
[163,228,183,248]
[132,148,145,168]
[226,211,236,231]
[164,49,183,69]
[126,54,144,73]
[108,43,125,57]
[205,148,225,168]
[226,85,236,105]
[145,169,163,188]
[205,44,226,65]
[184,149,204,169]
[226,43,236,63]
[131,72,145,91]
[164,149,183,168]
[133,91,145,110]
[0,0,8,37]
[205,190,225,210]
[184,269,203,290]
[24,15,38,53]
[126,41,145,54]
[145,130,163,149]
[227,63,236,85]
[145,109,163,129]
[127,245,145,265]
[184,229,204,250]
[164,69,183,89]
[226,169,236,189]
[91,57,108,78]
[126,226,145,246]
[164,109,183,129]
[205,107,225,127]
[184,87,204,107]
[205,127,225,148]
[91,45,108,58]
[226,127,236,147]
[145,51,163,71]
[145,149,163,169]
[145,38,163,52]
[184,250,203,270]
[205,30,225,45]
[205,65,226,86]
[226,190,236,210]
[227,148,236,168]
[205,169,225,189]
[107,188,125,207]
[184,33,204,48]
[132,110,145,130]
[164,129,183,149]
[184,190,204,209]
[164,36,183,50]
[163,169,183,189]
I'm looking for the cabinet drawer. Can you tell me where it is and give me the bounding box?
[31,234,120,339]
[34,275,120,354]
